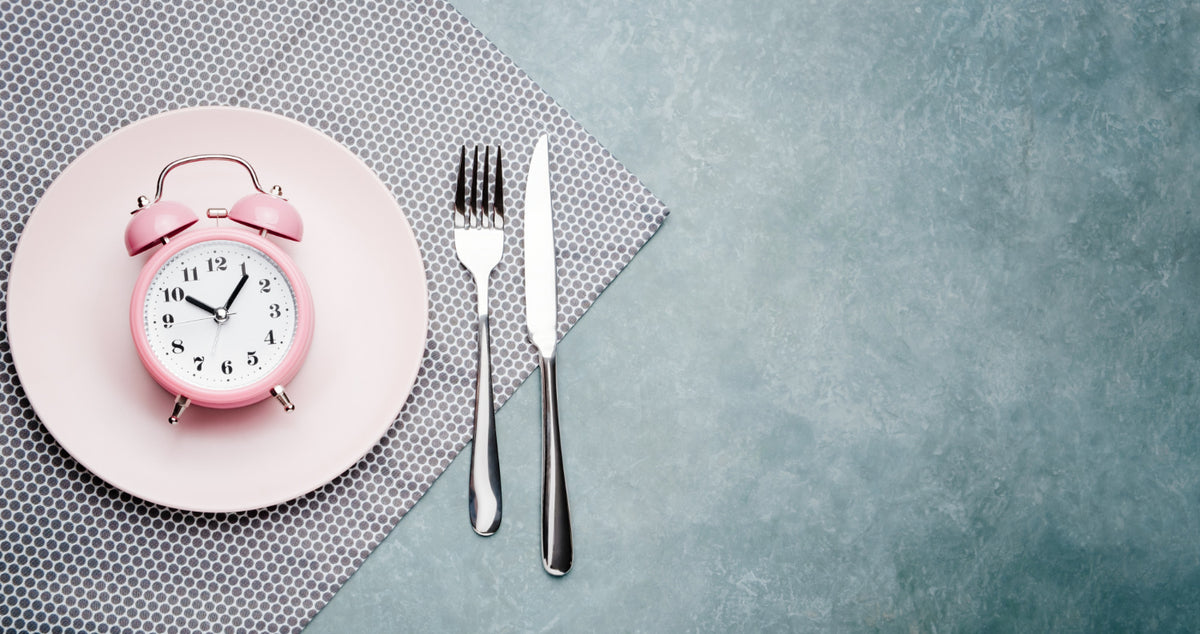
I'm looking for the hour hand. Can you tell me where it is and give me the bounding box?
[185,295,218,315]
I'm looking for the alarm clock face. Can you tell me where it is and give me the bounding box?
[141,239,299,390]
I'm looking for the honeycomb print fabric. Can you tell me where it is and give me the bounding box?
[0,1,668,631]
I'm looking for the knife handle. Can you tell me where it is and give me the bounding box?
[469,311,502,536]
[539,352,572,576]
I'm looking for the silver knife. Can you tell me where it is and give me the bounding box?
[524,134,572,576]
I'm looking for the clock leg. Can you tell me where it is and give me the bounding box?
[270,386,295,412]
[168,395,190,425]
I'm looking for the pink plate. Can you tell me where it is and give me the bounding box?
[7,107,429,513]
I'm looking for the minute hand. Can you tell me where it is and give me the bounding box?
[223,273,250,310]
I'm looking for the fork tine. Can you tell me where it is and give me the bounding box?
[494,146,504,226]
[482,146,491,227]
[470,146,479,227]
[454,145,466,225]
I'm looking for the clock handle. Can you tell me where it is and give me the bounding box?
[150,154,270,204]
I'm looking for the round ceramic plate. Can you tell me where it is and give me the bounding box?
[7,107,429,513]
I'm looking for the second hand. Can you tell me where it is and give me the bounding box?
[207,322,224,364]
[172,312,237,326]
[172,313,238,327]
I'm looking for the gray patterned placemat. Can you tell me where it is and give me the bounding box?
[0,1,668,631]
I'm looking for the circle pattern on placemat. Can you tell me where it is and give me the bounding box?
[0,0,667,632]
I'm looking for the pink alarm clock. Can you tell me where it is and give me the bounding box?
[125,154,315,425]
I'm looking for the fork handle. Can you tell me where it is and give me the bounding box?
[469,308,502,536]
[540,352,572,576]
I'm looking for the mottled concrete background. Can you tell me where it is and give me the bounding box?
[308,1,1199,631]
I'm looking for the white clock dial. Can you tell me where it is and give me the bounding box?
[142,240,299,390]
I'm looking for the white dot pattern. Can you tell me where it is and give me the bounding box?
[0,1,669,632]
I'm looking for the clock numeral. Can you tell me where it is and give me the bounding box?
[264,330,277,345]
[240,261,249,276]
[182,267,199,282]
[247,351,259,366]
[171,340,185,354]
[193,356,204,371]
[162,287,185,302]
[259,278,272,293]
[221,360,233,375]
[268,304,281,318]
[207,257,227,272]
[162,314,175,329]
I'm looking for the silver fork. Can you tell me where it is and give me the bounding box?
[454,145,505,536]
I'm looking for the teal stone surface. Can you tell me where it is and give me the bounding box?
[307,1,1200,631]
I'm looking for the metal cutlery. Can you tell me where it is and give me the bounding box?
[523,134,573,576]
[454,144,505,537]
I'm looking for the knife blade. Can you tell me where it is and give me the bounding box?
[523,134,573,576]
[524,135,557,356]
